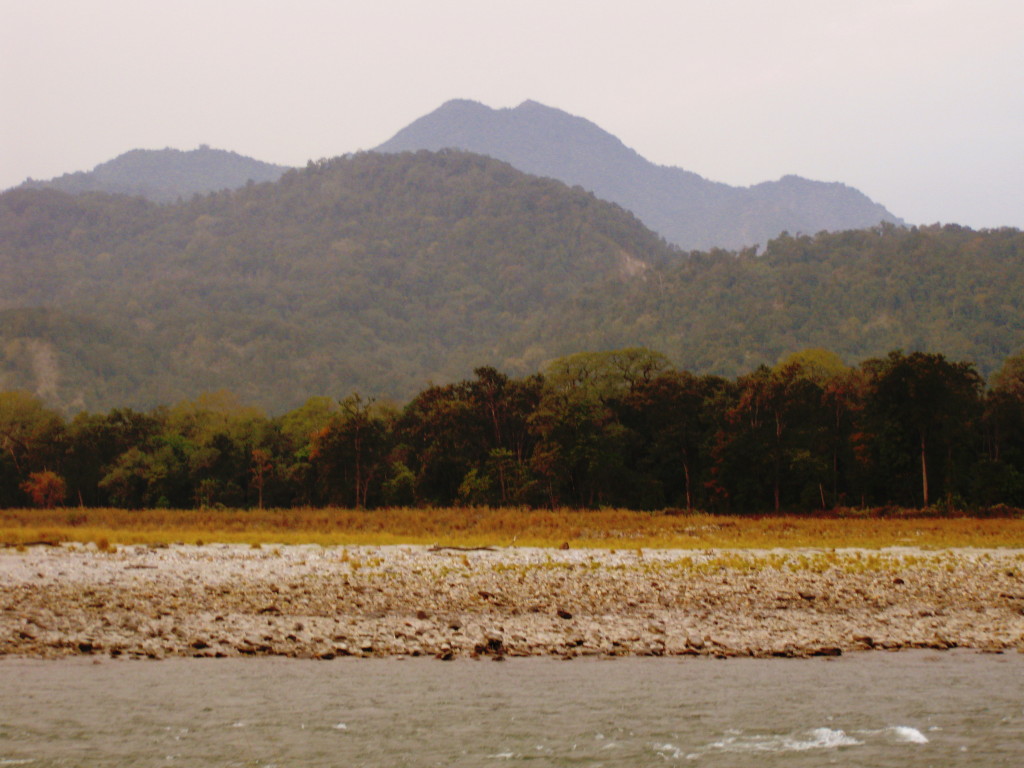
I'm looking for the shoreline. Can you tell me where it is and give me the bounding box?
[2,544,1023,660]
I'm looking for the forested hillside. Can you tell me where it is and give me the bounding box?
[530,224,1024,379]
[0,150,674,412]
[1,149,1022,415]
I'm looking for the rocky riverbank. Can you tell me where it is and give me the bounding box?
[2,543,1023,659]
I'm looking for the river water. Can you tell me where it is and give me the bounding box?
[1,652,1022,767]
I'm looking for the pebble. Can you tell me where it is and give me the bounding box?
[1,544,1022,659]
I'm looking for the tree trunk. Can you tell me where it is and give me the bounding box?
[6,443,22,475]
[354,431,363,510]
[497,461,508,504]
[832,403,841,508]
[774,412,783,512]
[920,432,929,507]
[832,448,838,508]
[682,451,692,511]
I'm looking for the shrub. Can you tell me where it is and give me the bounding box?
[20,471,67,509]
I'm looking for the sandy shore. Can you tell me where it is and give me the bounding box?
[2,543,1023,659]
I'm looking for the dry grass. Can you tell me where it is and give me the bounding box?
[1,506,1023,550]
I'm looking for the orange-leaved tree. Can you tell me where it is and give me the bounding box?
[21,470,67,508]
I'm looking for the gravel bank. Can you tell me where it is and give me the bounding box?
[2,544,1023,659]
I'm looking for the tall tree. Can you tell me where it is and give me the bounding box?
[977,351,1024,504]
[63,408,161,506]
[0,391,64,506]
[617,371,726,510]
[530,349,668,507]
[310,394,394,508]
[776,349,864,508]
[397,383,479,505]
[864,351,982,507]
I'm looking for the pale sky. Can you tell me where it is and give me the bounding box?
[2,0,1022,229]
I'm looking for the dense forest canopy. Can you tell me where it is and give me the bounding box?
[0,151,676,412]
[543,223,1024,378]
[3,347,1024,513]
[1,150,1023,415]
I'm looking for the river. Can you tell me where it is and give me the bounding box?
[1,651,1022,766]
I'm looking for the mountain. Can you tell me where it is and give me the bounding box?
[375,99,902,250]
[2,148,1021,416]
[13,101,900,249]
[0,150,674,412]
[18,146,289,203]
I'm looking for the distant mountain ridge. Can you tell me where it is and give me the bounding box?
[13,100,901,248]
[19,146,288,203]
[376,99,902,250]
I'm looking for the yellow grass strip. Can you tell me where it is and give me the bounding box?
[2,507,1024,549]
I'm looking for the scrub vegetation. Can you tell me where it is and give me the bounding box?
[3,506,1024,550]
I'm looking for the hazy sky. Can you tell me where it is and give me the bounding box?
[3,0,1022,228]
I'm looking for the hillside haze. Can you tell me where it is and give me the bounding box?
[376,99,902,250]
[19,146,289,203]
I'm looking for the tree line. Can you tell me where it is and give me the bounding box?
[2,347,1024,513]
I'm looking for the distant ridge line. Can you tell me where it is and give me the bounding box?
[376,99,902,250]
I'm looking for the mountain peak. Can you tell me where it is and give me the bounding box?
[376,99,902,250]
[18,147,288,203]
[437,98,490,113]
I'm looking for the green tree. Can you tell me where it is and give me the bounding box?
[863,351,983,507]
[276,396,340,506]
[463,368,542,504]
[986,351,1024,465]
[530,349,668,507]
[250,448,273,509]
[165,391,275,507]
[0,391,65,506]
[616,371,726,510]
[310,394,394,508]
[397,383,480,505]
[98,434,193,508]
[776,349,863,508]
[63,408,161,506]
[710,363,831,512]
[977,351,1024,504]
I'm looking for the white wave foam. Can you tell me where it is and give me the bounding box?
[801,728,863,749]
[698,727,862,755]
[890,726,929,744]
[654,742,684,759]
